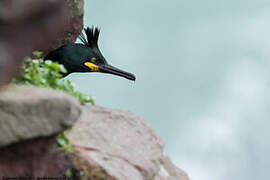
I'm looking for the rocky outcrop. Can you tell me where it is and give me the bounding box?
[0,85,189,179]
[0,85,81,177]
[0,0,85,176]
[0,0,84,86]
[0,85,81,147]
[69,106,189,180]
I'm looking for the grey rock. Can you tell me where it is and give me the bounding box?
[69,106,189,180]
[0,85,81,147]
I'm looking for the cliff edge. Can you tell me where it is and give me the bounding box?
[0,85,189,180]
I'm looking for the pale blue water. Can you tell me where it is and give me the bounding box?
[68,1,270,179]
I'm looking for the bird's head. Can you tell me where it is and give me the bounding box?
[76,27,136,81]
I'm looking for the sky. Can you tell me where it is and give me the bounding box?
[68,1,270,179]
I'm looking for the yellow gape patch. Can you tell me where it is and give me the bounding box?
[84,62,99,72]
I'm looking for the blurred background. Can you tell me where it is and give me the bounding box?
[68,0,270,179]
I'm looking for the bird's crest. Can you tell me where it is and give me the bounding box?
[78,26,100,48]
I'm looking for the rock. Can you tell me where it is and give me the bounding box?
[0,0,66,86]
[0,86,188,179]
[0,85,81,147]
[0,0,84,86]
[0,136,74,177]
[45,0,84,54]
[68,106,189,180]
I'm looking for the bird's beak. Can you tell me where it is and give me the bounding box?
[99,64,136,81]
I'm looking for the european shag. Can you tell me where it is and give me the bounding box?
[45,27,136,81]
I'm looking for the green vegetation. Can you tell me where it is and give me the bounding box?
[12,51,95,152]
[12,51,95,105]
[65,168,72,177]
[57,130,73,153]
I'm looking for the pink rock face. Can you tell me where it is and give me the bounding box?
[0,0,84,86]
[68,106,190,180]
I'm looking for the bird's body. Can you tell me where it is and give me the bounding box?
[45,27,136,81]
[46,43,93,75]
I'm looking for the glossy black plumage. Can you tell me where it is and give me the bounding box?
[45,27,136,81]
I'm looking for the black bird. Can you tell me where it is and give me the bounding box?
[45,27,136,81]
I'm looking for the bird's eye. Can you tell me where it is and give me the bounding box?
[90,57,97,63]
